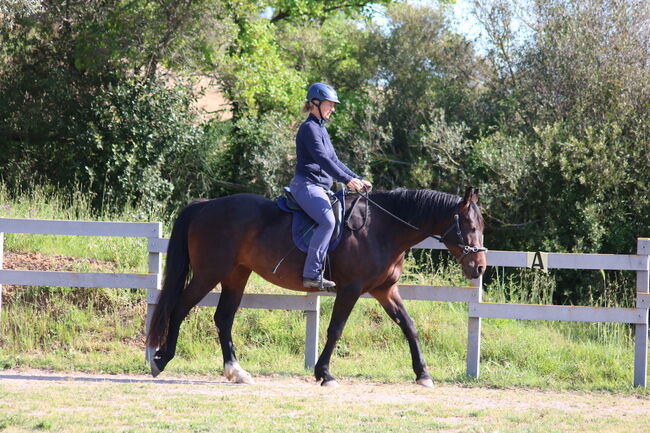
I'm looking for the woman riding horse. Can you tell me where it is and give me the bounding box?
[146,85,487,387]
[291,82,372,290]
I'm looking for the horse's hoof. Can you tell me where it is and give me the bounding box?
[150,359,162,378]
[239,374,255,385]
[224,362,255,385]
[321,379,339,387]
[416,378,434,388]
[233,371,255,385]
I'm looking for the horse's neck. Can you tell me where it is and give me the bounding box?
[366,194,446,251]
[394,227,429,252]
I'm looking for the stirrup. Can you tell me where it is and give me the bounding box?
[303,276,336,292]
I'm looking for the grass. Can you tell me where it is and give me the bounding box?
[2,375,649,433]
[0,183,647,395]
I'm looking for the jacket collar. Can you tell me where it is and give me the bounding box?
[307,113,327,126]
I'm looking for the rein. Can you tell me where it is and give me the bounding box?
[347,190,487,262]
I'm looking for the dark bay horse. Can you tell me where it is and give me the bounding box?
[147,187,486,387]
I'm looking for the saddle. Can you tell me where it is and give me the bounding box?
[276,186,345,254]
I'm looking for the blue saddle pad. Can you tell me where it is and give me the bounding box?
[276,189,345,254]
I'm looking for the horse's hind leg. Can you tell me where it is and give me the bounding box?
[152,275,217,376]
[371,284,433,388]
[214,265,253,384]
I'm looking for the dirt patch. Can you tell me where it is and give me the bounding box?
[194,77,232,121]
[2,369,648,416]
[3,251,117,273]
[3,370,650,433]
[1,251,118,300]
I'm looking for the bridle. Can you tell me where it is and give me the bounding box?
[349,190,488,264]
[439,213,488,262]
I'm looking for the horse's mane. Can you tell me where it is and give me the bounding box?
[369,189,462,224]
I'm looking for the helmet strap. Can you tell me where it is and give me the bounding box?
[312,99,326,123]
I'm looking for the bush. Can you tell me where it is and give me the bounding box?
[216,111,296,198]
[78,79,209,215]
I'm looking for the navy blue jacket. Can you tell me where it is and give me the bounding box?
[294,114,360,189]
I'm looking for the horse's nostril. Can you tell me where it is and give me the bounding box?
[477,265,484,275]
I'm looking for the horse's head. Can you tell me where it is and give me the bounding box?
[441,187,487,280]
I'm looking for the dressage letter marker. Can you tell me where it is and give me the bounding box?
[527,251,549,273]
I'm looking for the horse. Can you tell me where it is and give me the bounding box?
[147,186,487,387]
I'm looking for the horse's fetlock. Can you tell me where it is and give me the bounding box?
[314,365,327,381]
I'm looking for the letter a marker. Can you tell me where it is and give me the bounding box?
[527,251,549,273]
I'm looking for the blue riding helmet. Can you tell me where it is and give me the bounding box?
[307,83,340,103]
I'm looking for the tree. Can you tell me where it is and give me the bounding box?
[472,0,650,253]
[209,0,392,195]
[211,0,391,118]
[474,0,650,139]
[357,3,482,188]
[0,0,42,27]
[0,0,223,214]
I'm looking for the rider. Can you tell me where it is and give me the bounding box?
[290,83,372,290]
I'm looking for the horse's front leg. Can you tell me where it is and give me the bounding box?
[371,284,433,388]
[314,284,362,387]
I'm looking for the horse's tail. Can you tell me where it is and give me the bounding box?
[147,199,210,350]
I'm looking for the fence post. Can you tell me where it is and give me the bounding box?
[0,232,3,334]
[634,238,650,387]
[145,223,163,362]
[467,276,483,379]
[304,293,320,369]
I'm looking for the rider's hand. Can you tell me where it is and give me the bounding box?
[361,179,372,191]
[346,178,365,191]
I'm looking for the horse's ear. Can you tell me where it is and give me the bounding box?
[461,186,474,210]
[461,187,479,211]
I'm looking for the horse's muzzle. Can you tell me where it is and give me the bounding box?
[462,253,487,280]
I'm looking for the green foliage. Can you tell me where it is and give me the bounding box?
[0,75,212,216]
[326,90,391,183]
[79,79,209,215]
[0,0,41,27]
[221,19,306,117]
[514,0,650,136]
[268,0,392,23]
[276,14,376,89]
[217,111,296,197]
[216,0,388,117]
[0,0,224,216]
[472,0,649,258]
[359,2,482,187]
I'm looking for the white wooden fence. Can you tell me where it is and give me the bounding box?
[0,217,648,386]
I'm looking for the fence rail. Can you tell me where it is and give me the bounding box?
[0,217,648,386]
[0,269,158,289]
